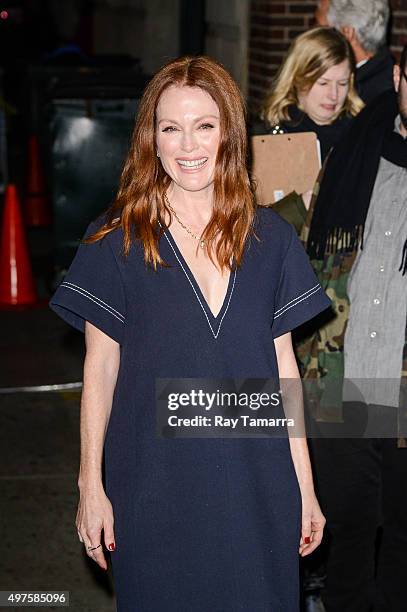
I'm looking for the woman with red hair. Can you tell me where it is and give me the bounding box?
[51,56,330,611]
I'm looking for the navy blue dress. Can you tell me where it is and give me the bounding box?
[50,208,330,612]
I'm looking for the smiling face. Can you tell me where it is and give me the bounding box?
[298,59,351,125]
[155,85,221,196]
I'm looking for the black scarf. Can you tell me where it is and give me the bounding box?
[307,90,407,274]
[283,106,351,162]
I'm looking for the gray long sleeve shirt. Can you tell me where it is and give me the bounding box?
[344,116,407,407]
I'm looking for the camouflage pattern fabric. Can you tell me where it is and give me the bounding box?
[271,186,407,447]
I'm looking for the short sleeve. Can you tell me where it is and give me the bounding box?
[49,222,126,344]
[271,225,331,339]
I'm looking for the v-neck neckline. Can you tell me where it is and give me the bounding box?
[162,227,237,339]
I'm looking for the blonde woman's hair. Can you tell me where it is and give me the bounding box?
[262,27,364,126]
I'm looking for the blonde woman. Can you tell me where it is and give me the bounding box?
[253,27,364,162]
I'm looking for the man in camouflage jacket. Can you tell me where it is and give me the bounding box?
[272,52,407,611]
[274,158,406,447]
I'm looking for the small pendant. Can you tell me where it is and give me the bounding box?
[200,240,205,249]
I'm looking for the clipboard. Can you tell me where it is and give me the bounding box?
[251,132,321,205]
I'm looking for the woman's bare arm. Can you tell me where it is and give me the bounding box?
[274,332,325,556]
[78,321,120,488]
[76,321,120,569]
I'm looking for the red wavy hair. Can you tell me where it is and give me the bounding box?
[88,55,256,270]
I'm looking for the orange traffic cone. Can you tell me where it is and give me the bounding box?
[25,134,51,226]
[0,184,38,306]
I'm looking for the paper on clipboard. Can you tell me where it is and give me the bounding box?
[251,132,321,205]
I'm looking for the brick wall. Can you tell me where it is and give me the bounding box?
[248,0,407,110]
[392,0,407,55]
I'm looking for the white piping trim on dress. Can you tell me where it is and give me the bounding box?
[274,283,320,315]
[162,231,236,340]
[62,282,125,318]
[60,283,125,323]
[274,285,322,319]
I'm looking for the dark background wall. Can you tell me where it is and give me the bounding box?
[248,0,407,109]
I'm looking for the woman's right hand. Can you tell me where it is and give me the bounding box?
[76,483,116,570]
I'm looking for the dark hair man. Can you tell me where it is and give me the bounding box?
[274,41,407,610]
[306,45,407,611]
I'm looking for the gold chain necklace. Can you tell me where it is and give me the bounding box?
[164,194,207,249]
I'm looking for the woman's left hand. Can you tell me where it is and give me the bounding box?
[299,490,326,556]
